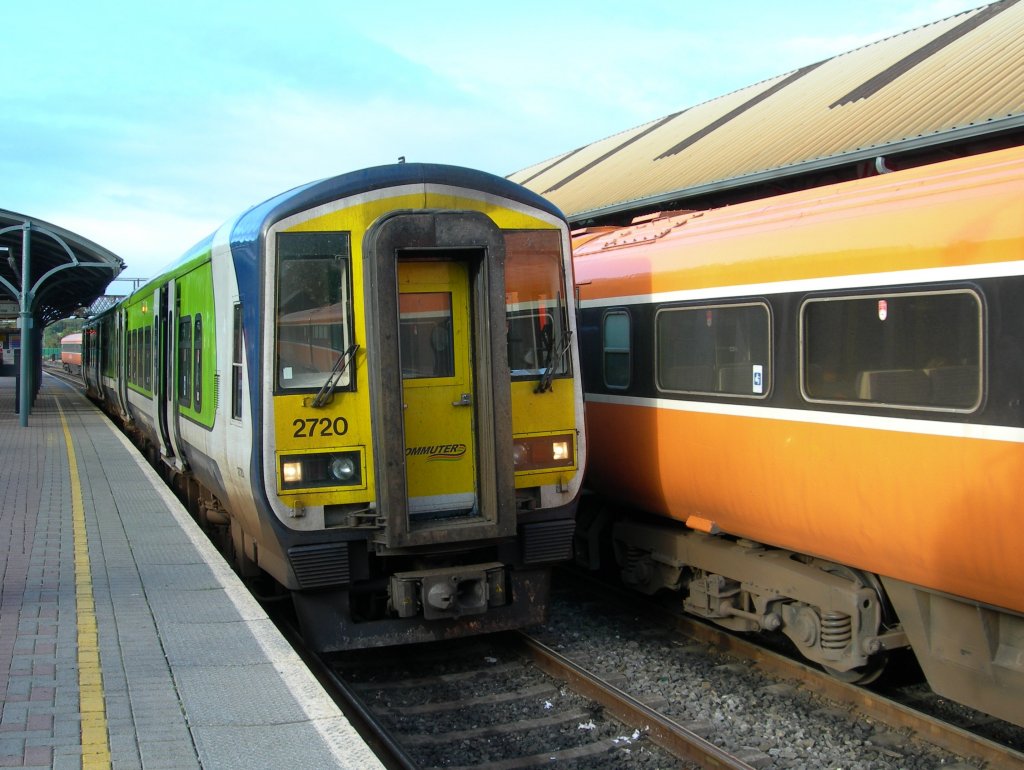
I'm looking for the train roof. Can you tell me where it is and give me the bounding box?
[573,144,1024,301]
[513,1,1024,223]
[134,163,566,296]
[60,332,82,344]
[228,162,565,249]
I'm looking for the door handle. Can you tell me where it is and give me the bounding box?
[452,393,472,407]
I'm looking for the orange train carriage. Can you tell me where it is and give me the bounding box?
[573,145,1024,726]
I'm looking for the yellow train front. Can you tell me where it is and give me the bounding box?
[242,164,585,649]
[83,164,586,650]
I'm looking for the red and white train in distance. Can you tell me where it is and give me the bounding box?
[60,332,82,374]
[573,145,1024,727]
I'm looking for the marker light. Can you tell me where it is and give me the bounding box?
[282,461,303,484]
[513,434,575,472]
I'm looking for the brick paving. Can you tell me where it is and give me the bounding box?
[0,373,381,769]
[1,378,69,769]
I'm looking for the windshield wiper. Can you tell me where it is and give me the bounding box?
[535,329,572,394]
[311,343,359,408]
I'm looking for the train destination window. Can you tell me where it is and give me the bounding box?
[398,292,454,379]
[275,232,353,391]
[656,302,770,398]
[504,231,571,379]
[802,289,982,411]
[602,310,631,389]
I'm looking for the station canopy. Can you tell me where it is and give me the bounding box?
[0,209,124,325]
[511,0,1024,223]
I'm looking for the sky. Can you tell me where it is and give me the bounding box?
[2,0,988,289]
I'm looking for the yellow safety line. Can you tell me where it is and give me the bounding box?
[57,400,112,770]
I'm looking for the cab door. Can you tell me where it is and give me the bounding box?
[398,259,477,517]
[154,284,174,459]
[364,210,515,550]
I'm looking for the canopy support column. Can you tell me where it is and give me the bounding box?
[18,222,33,426]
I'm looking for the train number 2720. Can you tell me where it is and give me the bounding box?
[292,417,349,438]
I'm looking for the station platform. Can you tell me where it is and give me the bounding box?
[0,373,383,769]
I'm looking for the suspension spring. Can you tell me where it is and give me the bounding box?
[820,611,852,649]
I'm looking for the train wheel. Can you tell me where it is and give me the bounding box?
[823,656,888,685]
[817,563,895,685]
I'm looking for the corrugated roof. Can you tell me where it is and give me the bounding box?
[511,0,1024,221]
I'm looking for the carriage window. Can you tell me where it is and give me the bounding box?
[127,328,134,384]
[603,310,631,389]
[657,303,770,397]
[802,290,981,410]
[504,231,571,379]
[133,328,140,384]
[178,316,192,406]
[127,328,134,385]
[193,315,203,412]
[144,326,152,390]
[132,328,140,385]
[231,303,243,420]
[275,232,352,391]
[399,292,454,379]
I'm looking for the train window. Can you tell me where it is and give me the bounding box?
[602,310,631,389]
[131,328,138,385]
[504,231,571,379]
[178,315,192,407]
[193,315,202,412]
[133,327,140,384]
[275,232,353,391]
[656,302,771,398]
[231,303,243,420]
[399,292,454,379]
[144,326,152,391]
[802,289,982,411]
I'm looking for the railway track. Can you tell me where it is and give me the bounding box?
[321,633,758,769]
[543,569,1024,770]
[268,564,1023,768]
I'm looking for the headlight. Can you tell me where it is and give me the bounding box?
[329,455,357,482]
[279,451,362,490]
[512,433,575,472]
[512,443,529,467]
